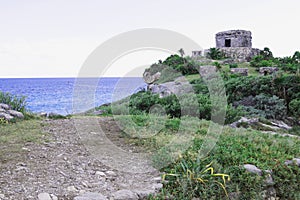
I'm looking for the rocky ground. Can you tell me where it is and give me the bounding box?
[0,117,162,200]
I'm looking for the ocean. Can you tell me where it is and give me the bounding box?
[0,77,146,115]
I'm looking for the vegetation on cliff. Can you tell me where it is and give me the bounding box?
[96,47,300,199]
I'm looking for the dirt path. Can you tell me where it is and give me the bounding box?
[0,117,162,200]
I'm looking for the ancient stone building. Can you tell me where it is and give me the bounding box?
[212,30,260,62]
[216,30,252,48]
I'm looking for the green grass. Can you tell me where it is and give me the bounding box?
[0,119,48,162]
[0,119,46,144]
[185,74,201,83]
[114,114,300,199]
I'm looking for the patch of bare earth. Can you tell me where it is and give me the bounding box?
[0,117,162,200]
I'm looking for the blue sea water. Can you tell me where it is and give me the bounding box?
[0,77,145,115]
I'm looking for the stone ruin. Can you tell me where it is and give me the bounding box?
[192,50,202,57]
[216,30,252,48]
[259,67,279,76]
[216,30,260,62]
[199,30,261,62]
[230,68,248,76]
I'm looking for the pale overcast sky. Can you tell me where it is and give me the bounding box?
[0,0,300,77]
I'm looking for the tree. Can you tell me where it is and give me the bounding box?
[178,48,185,58]
[292,51,300,63]
[260,47,273,60]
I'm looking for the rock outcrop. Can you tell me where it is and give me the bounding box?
[259,67,279,75]
[0,103,24,121]
[143,72,161,84]
[230,68,248,76]
[148,76,194,98]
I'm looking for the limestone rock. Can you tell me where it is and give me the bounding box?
[38,193,52,200]
[285,158,300,166]
[8,110,24,119]
[0,112,14,121]
[105,170,117,177]
[66,186,77,192]
[112,189,138,200]
[259,67,279,76]
[74,192,107,200]
[244,164,262,175]
[199,66,217,77]
[143,72,161,84]
[270,120,292,130]
[148,76,193,98]
[0,103,10,110]
[230,68,248,76]
[230,117,259,128]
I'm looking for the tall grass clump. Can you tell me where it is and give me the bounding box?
[0,91,27,113]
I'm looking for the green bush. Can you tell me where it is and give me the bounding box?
[207,48,226,60]
[250,55,274,68]
[159,94,181,118]
[241,94,287,120]
[129,91,160,115]
[0,91,27,113]
[229,63,238,68]
[272,162,300,199]
[225,104,245,124]
[289,99,300,118]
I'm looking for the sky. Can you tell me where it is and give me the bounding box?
[0,0,300,78]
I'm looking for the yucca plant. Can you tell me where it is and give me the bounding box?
[162,156,230,199]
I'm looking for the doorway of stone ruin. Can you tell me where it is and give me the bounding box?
[225,39,231,47]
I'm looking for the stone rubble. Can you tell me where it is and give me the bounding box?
[0,118,162,200]
[0,103,24,121]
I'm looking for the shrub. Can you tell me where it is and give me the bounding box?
[229,63,238,68]
[225,104,245,124]
[241,94,287,120]
[0,91,27,113]
[129,91,160,115]
[272,162,300,199]
[250,55,274,68]
[207,48,226,60]
[159,94,181,118]
[289,99,300,118]
[213,62,222,69]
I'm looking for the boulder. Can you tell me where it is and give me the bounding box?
[0,112,14,121]
[199,66,217,77]
[143,72,161,84]
[270,120,292,130]
[7,110,24,119]
[229,117,259,128]
[0,103,10,110]
[148,76,193,98]
[243,164,262,175]
[230,68,248,76]
[285,158,300,166]
[74,192,107,200]
[112,189,138,200]
[37,193,52,200]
